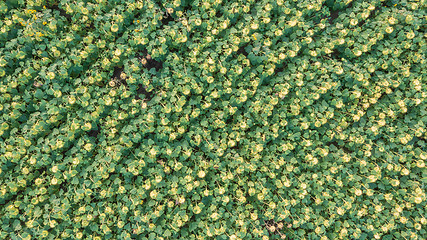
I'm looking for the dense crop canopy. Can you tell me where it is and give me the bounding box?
[0,0,426,239]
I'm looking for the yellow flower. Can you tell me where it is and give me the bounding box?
[252,34,257,40]
[51,178,58,185]
[337,207,345,215]
[43,21,47,25]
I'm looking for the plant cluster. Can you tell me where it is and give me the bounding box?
[0,0,426,239]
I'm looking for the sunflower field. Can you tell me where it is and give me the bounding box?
[0,0,426,239]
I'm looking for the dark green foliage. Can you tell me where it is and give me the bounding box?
[0,0,426,239]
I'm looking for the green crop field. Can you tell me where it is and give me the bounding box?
[0,0,426,239]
